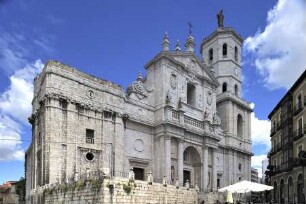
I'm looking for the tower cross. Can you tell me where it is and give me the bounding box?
[188,22,193,35]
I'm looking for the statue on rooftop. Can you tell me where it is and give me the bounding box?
[217,9,224,27]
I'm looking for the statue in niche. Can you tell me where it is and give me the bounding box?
[207,91,213,106]
[213,113,222,125]
[204,108,210,120]
[217,9,224,27]
[166,90,172,104]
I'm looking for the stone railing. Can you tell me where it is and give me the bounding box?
[184,115,204,129]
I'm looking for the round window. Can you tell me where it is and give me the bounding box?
[85,152,95,161]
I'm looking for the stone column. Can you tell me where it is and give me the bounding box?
[164,136,171,183]
[212,148,217,191]
[202,146,208,191]
[177,139,184,185]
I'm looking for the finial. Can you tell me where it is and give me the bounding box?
[137,71,143,81]
[162,32,170,51]
[175,39,181,51]
[185,34,195,52]
[217,9,224,27]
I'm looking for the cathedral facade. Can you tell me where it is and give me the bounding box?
[25,16,253,200]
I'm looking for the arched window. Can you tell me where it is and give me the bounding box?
[237,114,243,137]
[222,43,227,57]
[235,46,238,61]
[234,84,238,96]
[297,174,305,204]
[222,82,227,93]
[209,48,213,62]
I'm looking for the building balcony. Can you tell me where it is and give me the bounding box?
[293,103,303,116]
[276,122,282,131]
[293,128,305,141]
[270,128,276,136]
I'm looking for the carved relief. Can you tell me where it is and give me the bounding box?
[170,74,177,89]
[127,72,153,100]
[87,89,94,99]
[134,139,144,152]
[187,58,197,73]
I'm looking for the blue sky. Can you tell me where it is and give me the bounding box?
[0,0,305,183]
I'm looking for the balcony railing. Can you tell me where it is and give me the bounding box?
[86,138,95,144]
[293,127,305,141]
[293,102,303,115]
[270,128,276,136]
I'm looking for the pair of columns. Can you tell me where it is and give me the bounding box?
[162,136,218,191]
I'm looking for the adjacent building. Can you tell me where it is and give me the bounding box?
[251,167,259,183]
[0,181,19,204]
[25,13,253,203]
[267,70,306,204]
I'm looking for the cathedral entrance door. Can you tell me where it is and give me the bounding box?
[183,170,191,186]
[134,167,144,181]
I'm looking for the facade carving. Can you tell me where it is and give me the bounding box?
[25,19,253,203]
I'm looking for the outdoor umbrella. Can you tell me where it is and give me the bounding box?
[218,180,273,193]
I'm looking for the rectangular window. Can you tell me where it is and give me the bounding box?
[86,129,94,144]
[103,111,112,119]
[187,83,196,106]
[238,163,242,171]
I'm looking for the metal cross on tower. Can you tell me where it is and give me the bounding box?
[188,22,193,35]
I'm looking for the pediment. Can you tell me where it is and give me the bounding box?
[169,54,218,86]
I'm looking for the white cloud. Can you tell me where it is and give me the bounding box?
[0,27,52,73]
[0,60,43,124]
[251,112,271,149]
[251,154,267,178]
[244,0,306,90]
[0,60,43,161]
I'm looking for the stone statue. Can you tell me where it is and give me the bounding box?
[175,177,180,188]
[195,182,199,192]
[147,171,153,185]
[217,9,224,27]
[128,167,135,182]
[162,176,167,187]
[185,180,190,190]
[74,172,79,182]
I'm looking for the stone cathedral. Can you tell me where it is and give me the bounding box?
[26,13,253,201]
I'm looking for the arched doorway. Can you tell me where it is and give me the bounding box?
[273,181,278,203]
[297,174,304,204]
[288,177,293,204]
[183,146,202,189]
[280,179,284,204]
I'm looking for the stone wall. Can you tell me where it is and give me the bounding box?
[31,178,198,204]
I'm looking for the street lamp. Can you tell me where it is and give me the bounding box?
[298,150,306,204]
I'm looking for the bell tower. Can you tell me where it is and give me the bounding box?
[200,10,253,183]
[200,10,242,97]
